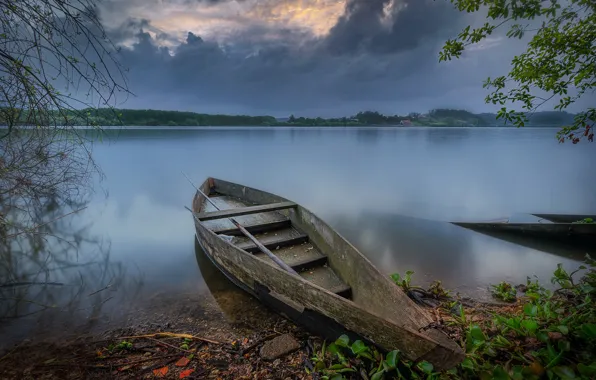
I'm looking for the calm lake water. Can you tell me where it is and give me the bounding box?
[2,126,596,345]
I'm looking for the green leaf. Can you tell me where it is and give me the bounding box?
[536,330,549,343]
[461,357,475,370]
[511,365,524,380]
[551,366,575,379]
[557,340,570,352]
[521,319,538,334]
[580,324,596,339]
[335,335,350,347]
[557,325,569,335]
[577,363,596,376]
[492,365,510,380]
[417,361,433,374]
[327,343,340,356]
[524,304,538,317]
[384,350,399,370]
[371,370,385,380]
[350,340,367,355]
[469,324,486,342]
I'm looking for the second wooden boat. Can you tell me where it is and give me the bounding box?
[187,177,464,370]
[451,213,596,243]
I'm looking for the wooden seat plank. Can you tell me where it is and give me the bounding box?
[299,266,351,299]
[234,227,308,253]
[196,201,296,221]
[254,244,328,271]
[213,219,291,236]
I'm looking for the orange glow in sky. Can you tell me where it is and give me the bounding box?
[114,0,347,46]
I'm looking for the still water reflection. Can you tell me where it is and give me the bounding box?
[2,127,595,344]
[89,126,594,291]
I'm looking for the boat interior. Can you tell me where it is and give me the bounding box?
[195,183,353,300]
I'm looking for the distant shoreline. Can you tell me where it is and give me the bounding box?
[0,125,565,131]
[0,124,565,130]
[0,107,580,129]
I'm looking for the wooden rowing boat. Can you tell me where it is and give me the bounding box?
[188,177,464,370]
[451,213,596,244]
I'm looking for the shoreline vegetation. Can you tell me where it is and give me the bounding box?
[1,256,593,379]
[312,255,596,379]
[0,108,579,128]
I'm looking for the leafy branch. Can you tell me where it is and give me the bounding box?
[440,0,595,143]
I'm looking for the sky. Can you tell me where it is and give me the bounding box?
[92,0,594,117]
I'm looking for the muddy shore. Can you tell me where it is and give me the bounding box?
[0,286,320,379]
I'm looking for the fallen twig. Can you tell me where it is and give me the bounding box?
[145,337,193,354]
[118,332,223,345]
[241,332,281,355]
[111,354,180,367]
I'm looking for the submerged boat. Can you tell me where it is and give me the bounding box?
[188,177,464,370]
[451,213,596,244]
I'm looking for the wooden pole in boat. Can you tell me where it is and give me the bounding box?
[182,173,299,276]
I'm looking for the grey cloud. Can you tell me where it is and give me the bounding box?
[90,0,593,117]
[324,0,463,55]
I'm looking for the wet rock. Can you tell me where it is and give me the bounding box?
[259,333,300,361]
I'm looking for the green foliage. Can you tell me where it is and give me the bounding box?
[422,109,490,127]
[63,108,278,127]
[573,218,594,224]
[315,255,596,379]
[455,255,595,379]
[308,334,437,380]
[490,281,518,302]
[180,337,192,350]
[428,280,451,299]
[108,340,133,352]
[390,270,415,291]
[440,0,595,143]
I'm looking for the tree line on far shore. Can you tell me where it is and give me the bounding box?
[0,107,580,127]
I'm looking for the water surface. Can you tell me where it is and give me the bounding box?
[2,126,595,344]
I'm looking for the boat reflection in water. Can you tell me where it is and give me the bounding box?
[194,238,277,328]
[327,211,588,299]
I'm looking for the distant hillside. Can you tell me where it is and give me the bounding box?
[414,109,488,127]
[413,109,577,127]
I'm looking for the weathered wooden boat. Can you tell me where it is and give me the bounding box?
[451,213,596,244]
[187,177,464,370]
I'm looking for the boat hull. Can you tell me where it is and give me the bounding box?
[195,234,368,346]
[452,220,596,243]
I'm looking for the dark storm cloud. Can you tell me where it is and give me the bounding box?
[324,0,461,55]
[93,0,578,116]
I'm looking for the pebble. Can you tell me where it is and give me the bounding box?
[259,333,300,360]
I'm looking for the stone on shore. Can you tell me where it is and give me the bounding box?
[259,333,300,360]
